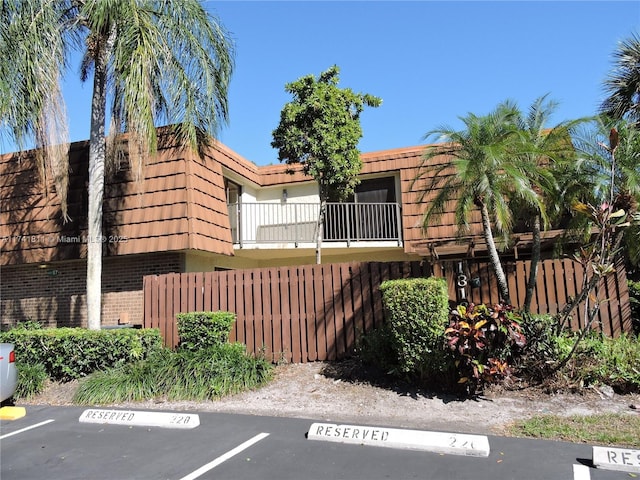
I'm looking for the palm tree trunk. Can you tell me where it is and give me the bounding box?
[480,202,511,305]
[523,212,541,312]
[86,43,110,331]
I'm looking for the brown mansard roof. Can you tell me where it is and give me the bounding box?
[0,136,489,266]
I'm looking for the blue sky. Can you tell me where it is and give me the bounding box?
[2,1,639,165]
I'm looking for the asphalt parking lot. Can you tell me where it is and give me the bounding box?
[0,405,632,480]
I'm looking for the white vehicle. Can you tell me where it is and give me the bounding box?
[0,343,18,403]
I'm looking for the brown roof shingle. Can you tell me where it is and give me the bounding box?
[0,139,489,265]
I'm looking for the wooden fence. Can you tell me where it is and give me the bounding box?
[143,259,632,362]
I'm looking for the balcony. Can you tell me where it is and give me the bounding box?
[228,202,402,247]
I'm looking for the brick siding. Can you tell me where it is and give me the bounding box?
[0,252,183,329]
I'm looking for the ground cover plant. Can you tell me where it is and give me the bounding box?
[445,303,526,394]
[508,413,640,448]
[14,362,48,400]
[73,311,273,404]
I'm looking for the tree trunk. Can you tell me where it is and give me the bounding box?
[86,44,109,330]
[523,212,541,312]
[480,202,511,305]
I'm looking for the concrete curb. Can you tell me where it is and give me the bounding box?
[307,422,490,457]
[593,446,640,473]
[79,408,200,429]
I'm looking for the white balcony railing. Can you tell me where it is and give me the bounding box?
[228,202,402,246]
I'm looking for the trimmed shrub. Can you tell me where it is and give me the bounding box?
[177,311,235,351]
[379,277,450,378]
[0,327,163,381]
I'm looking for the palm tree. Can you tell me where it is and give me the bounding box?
[1,1,234,329]
[601,32,640,125]
[418,101,543,305]
[510,95,585,312]
[571,116,640,263]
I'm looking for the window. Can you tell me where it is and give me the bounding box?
[225,179,241,243]
[325,176,399,241]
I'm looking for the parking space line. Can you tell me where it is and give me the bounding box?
[178,432,270,480]
[0,419,55,440]
[573,464,591,480]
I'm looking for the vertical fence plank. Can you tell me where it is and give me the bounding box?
[245,270,258,355]
[184,273,193,312]
[158,274,168,347]
[546,260,560,315]
[514,261,528,308]
[278,268,292,363]
[215,271,224,311]
[557,258,572,325]
[304,265,318,361]
[562,259,582,329]
[505,261,518,306]
[330,263,346,357]
[262,268,274,362]
[143,275,154,330]
[313,265,327,361]
[239,270,252,349]
[616,257,633,335]
[167,274,176,349]
[341,264,356,355]
[323,264,337,361]
[232,269,244,346]
[360,263,374,335]
[290,266,303,363]
[534,260,547,313]
[204,272,212,312]
[370,262,385,330]
[194,273,204,312]
[602,270,618,336]
[351,263,365,345]
[269,268,283,362]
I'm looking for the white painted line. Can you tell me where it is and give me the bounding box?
[0,419,55,440]
[178,432,270,480]
[593,446,640,473]
[573,464,591,480]
[307,422,490,457]
[79,409,199,429]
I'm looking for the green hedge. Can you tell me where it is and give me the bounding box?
[379,277,450,377]
[177,311,235,351]
[0,327,163,381]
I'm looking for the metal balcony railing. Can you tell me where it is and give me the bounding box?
[228,202,402,246]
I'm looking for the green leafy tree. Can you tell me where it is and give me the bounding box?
[271,65,381,264]
[601,32,640,126]
[417,101,543,305]
[0,0,233,329]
